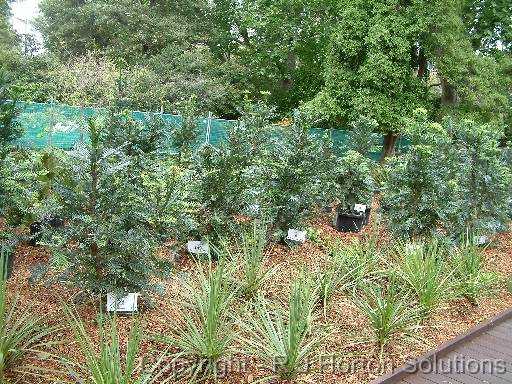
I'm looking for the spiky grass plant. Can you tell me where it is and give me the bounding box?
[156,257,238,380]
[451,243,500,305]
[34,304,169,384]
[238,272,326,382]
[316,246,375,320]
[396,239,456,318]
[0,247,58,382]
[351,276,424,357]
[234,221,275,298]
[331,236,382,287]
[316,224,383,320]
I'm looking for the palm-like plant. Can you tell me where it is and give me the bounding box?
[451,243,500,305]
[396,239,456,318]
[156,257,238,380]
[239,272,326,382]
[351,277,424,357]
[0,248,57,382]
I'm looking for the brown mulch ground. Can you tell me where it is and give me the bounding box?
[6,211,512,384]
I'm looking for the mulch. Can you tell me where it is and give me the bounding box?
[6,211,512,384]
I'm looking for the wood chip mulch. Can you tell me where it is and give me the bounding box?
[6,212,512,384]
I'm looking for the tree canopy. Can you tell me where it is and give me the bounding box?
[0,0,510,140]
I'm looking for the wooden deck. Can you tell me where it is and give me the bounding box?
[372,308,512,384]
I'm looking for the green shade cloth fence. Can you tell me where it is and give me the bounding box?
[14,101,408,159]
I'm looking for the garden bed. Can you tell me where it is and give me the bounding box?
[7,213,512,384]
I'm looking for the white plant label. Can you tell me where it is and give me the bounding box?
[187,240,209,255]
[354,204,367,213]
[106,293,138,313]
[287,229,307,243]
[476,235,488,245]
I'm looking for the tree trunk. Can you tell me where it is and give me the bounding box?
[418,48,427,80]
[381,132,398,160]
[441,78,457,105]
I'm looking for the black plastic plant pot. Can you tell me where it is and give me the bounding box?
[335,212,364,233]
[363,207,372,225]
[29,216,64,246]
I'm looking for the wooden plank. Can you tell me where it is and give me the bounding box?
[486,327,512,340]
[420,350,512,384]
[398,374,441,384]
[474,334,512,354]
[371,308,512,384]
[497,322,512,332]
[461,342,512,363]
[454,346,512,369]
[474,335,512,358]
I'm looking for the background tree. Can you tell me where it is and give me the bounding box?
[0,0,19,69]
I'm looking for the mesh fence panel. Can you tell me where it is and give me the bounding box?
[14,101,408,157]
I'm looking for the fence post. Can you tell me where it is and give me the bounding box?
[206,111,212,144]
[47,99,55,147]
[79,106,85,144]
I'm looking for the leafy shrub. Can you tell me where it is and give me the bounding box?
[450,243,500,305]
[381,109,453,239]
[0,72,29,227]
[238,272,325,382]
[382,111,512,240]
[351,276,424,356]
[171,95,200,163]
[193,101,274,239]
[335,150,376,214]
[0,71,22,160]
[52,118,167,295]
[442,119,512,238]
[262,110,335,236]
[102,109,169,165]
[395,239,455,318]
[140,159,199,243]
[156,257,238,380]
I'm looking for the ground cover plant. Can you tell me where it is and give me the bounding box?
[394,239,456,319]
[351,276,425,357]
[238,271,326,382]
[32,304,170,384]
[0,250,58,382]
[229,221,275,299]
[156,256,238,380]
[450,242,501,305]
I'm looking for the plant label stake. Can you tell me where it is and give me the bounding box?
[106,293,138,313]
[354,204,367,214]
[187,241,209,255]
[286,229,307,243]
